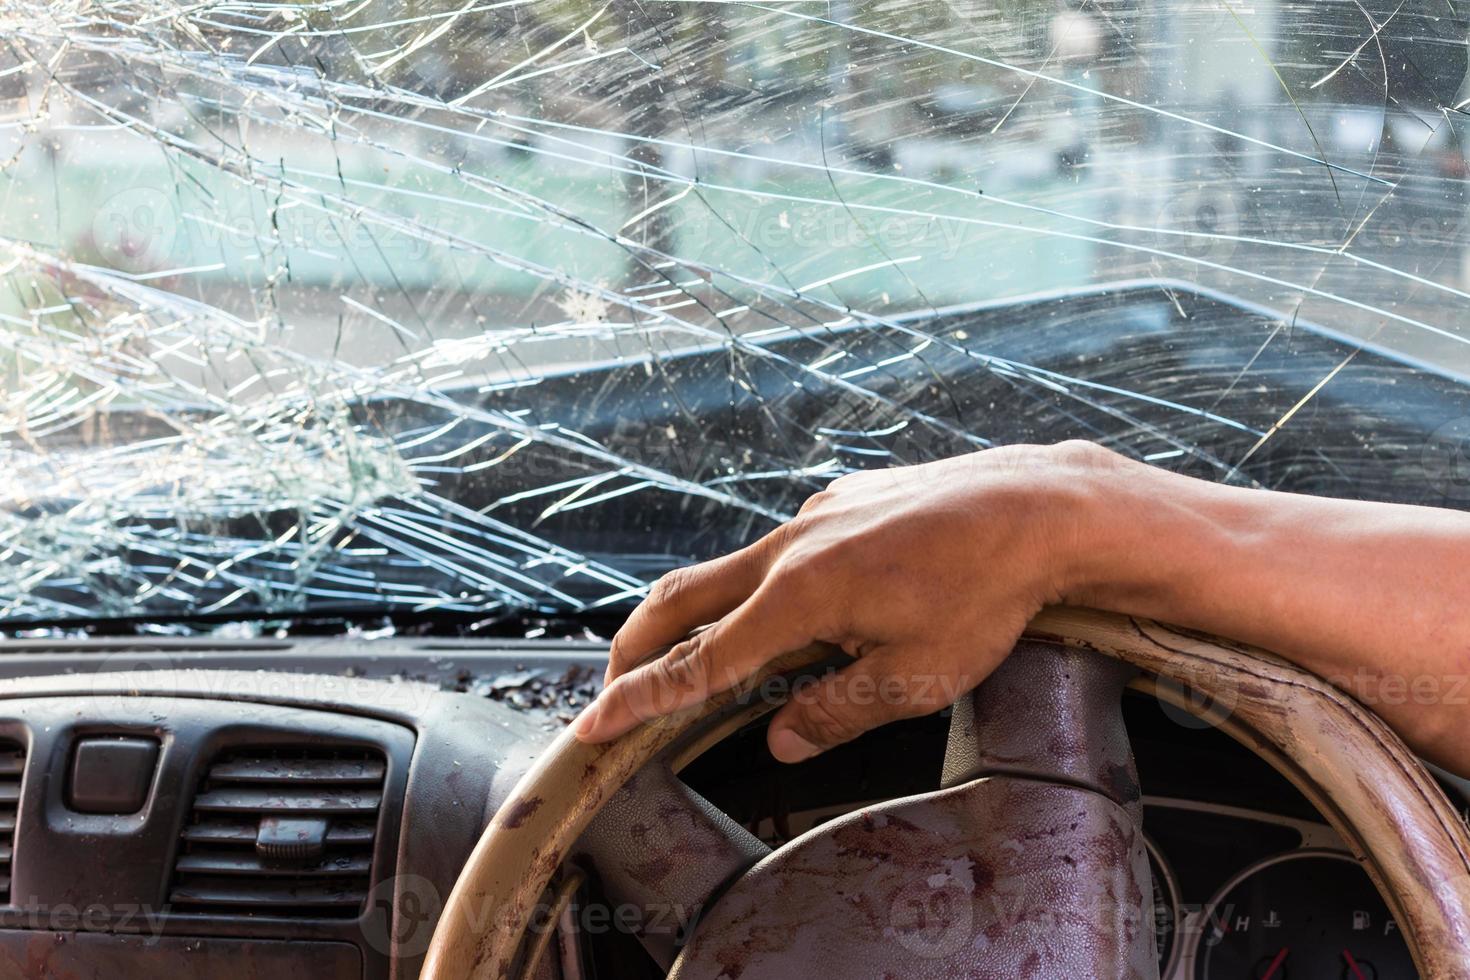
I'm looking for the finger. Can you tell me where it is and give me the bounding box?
[765,649,961,763]
[574,584,814,743]
[607,545,769,685]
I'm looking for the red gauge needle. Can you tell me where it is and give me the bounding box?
[1262,946,1290,980]
[1342,949,1368,980]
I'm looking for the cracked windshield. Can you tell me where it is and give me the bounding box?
[2,0,1469,632]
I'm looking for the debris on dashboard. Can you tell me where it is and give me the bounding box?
[456,664,599,726]
[470,664,598,716]
[1,0,1468,632]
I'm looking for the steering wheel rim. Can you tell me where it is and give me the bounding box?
[420,607,1470,979]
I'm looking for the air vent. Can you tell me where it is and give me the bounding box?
[0,743,22,903]
[170,747,384,918]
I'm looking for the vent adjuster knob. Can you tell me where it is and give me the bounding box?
[256,816,328,863]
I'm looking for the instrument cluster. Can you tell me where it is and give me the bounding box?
[1145,800,1415,980]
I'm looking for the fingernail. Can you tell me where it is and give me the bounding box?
[768,728,820,764]
[571,701,603,741]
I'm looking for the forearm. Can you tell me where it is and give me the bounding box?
[1064,450,1470,770]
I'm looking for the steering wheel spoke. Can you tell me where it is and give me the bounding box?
[573,763,771,969]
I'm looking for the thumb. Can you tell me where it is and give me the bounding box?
[765,649,961,763]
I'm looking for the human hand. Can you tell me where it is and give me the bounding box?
[571,442,1112,762]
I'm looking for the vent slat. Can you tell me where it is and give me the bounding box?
[169,880,368,908]
[0,786,19,805]
[193,788,381,814]
[209,758,385,784]
[173,748,383,921]
[0,755,24,777]
[180,819,257,844]
[0,815,15,834]
[176,852,371,876]
[183,819,375,846]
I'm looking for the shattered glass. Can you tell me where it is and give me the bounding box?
[2,0,1469,628]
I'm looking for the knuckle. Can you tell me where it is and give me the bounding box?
[797,693,861,746]
[758,518,800,556]
[653,637,711,695]
[1052,438,1109,467]
[648,567,692,606]
[797,489,833,516]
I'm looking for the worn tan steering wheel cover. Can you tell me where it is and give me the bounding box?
[420,607,1470,979]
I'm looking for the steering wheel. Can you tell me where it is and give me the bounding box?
[420,607,1470,978]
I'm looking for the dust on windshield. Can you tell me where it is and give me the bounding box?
[1,0,1469,630]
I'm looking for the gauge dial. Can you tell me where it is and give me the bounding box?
[1193,850,1414,979]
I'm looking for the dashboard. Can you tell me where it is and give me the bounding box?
[0,634,1456,979]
